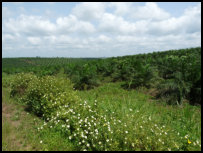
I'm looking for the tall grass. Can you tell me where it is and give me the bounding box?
[3,74,201,151]
[76,82,201,151]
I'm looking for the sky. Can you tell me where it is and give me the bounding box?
[2,2,201,57]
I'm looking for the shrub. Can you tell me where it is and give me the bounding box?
[2,73,15,88]
[24,75,79,118]
[10,73,38,97]
[156,72,191,105]
[123,64,155,89]
[70,64,100,90]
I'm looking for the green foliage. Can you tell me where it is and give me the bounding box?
[188,78,201,105]
[10,73,79,119]
[4,73,201,151]
[156,73,191,105]
[155,50,200,105]
[3,47,201,105]
[24,75,79,118]
[2,57,91,76]
[3,47,201,151]
[2,73,15,88]
[69,63,100,90]
[10,73,38,97]
[123,62,155,89]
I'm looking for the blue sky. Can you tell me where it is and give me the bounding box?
[2,2,201,57]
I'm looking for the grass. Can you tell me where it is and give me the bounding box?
[76,82,201,151]
[2,75,201,151]
[2,117,14,151]
[2,86,75,151]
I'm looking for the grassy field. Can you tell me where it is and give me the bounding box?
[2,74,201,151]
[77,82,201,151]
[2,87,76,151]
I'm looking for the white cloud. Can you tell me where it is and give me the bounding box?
[56,15,96,34]
[98,13,137,34]
[4,15,56,36]
[97,34,111,43]
[2,2,201,57]
[2,34,15,41]
[27,37,41,45]
[109,2,133,16]
[147,3,201,36]
[181,3,201,33]
[131,2,170,21]
[3,14,95,36]
[71,2,106,21]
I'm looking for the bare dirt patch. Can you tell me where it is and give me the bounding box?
[2,99,32,150]
[2,103,21,127]
[2,103,12,118]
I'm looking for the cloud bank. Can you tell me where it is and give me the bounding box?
[2,2,201,57]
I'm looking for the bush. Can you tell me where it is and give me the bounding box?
[2,73,15,88]
[188,78,201,105]
[10,73,79,118]
[10,73,38,97]
[123,64,155,89]
[37,99,135,151]
[24,75,79,118]
[70,64,100,90]
[156,72,191,105]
